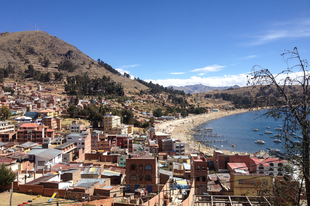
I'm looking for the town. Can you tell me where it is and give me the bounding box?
[0,81,300,206]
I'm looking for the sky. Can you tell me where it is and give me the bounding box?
[1,1,310,87]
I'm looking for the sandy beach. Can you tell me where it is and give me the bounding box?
[156,109,250,154]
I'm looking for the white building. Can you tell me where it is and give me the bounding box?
[28,148,63,170]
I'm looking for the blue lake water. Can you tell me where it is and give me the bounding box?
[196,110,296,153]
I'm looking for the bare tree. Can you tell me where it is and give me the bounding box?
[247,47,310,205]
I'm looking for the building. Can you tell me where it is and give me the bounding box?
[173,141,185,155]
[103,115,121,132]
[40,116,61,130]
[38,109,58,118]
[191,155,208,194]
[70,121,86,133]
[91,130,106,151]
[17,123,54,143]
[125,155,158,193]
[0,121,16,142]
[28,148,63,170]
[152,132,170,152]
[231,173,272,196]
[66,129,91,153]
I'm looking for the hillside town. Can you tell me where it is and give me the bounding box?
[0,81,302,206]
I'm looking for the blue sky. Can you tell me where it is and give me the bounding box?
[1,1,310,87]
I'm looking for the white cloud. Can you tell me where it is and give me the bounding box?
[115,64,140,79]
[191,64,226,73]
[198,73,205,76]
[145,73,248,87]
[248,19,310,45]
[240,55,258,59]
[170,72,185,75]
[122,64,140,68]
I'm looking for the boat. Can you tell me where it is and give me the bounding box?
[273,139,282,143]
[278,125,283,127]
[298,136,303,139]
[264,130,273,134]
[232,144,235,147]
[268,148,280,152]
[274,128,282,131]
[270,136,274,138]
[274,134,282,137]
[253,129,260,131]
[255,140,266,144]
[266,126,270,129]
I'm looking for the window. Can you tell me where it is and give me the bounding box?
[196,177,200,182]
[202,166,206,171]
[139,175,143,181]
[145,165,152,170]
[195,166,200,171]
[145,175,152,181]
[269,163,274,166]
[258,166,264,170]
[250,181,256,185]
[202,176,206,182]
[278,163,283,167]
[238,180,244,185]
[262,181,268,185]
[139,165,143,170]
[130,175,137,181]
[131,164,136,170]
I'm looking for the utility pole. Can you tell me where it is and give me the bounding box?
[9,182,13,206]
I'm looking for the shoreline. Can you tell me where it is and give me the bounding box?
[156,109,251,154]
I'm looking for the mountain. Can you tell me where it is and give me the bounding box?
[0,31,148,92]
[171,84,240,94]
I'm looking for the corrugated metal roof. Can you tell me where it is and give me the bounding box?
[75,178,108,189]
[28,148,62,160]
[82,167,101,175]
[101,170,121,177]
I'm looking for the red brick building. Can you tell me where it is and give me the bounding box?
[191,155,208,194]
[125,155,158,193]
[17,123,54,143]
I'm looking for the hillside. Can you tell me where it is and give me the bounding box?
[0,31,148,92]
[172,84,240,94]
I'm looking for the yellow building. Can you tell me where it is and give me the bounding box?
[232,173,272,196]
[109,126,128,135]
[38,109,57,118]
[103,115,121,132]
[173,155,190,164]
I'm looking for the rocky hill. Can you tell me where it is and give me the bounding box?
[0,31,148,92]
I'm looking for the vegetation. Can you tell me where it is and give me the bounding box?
[97,59,121,75]
[65,74,124,97]
[0,105,11,120]
[58,60,77,72]
[2,86,14,95]
[134,77,187,96]
[0,164,16,188]
[247,47,310,205]
[0,65,15,83]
